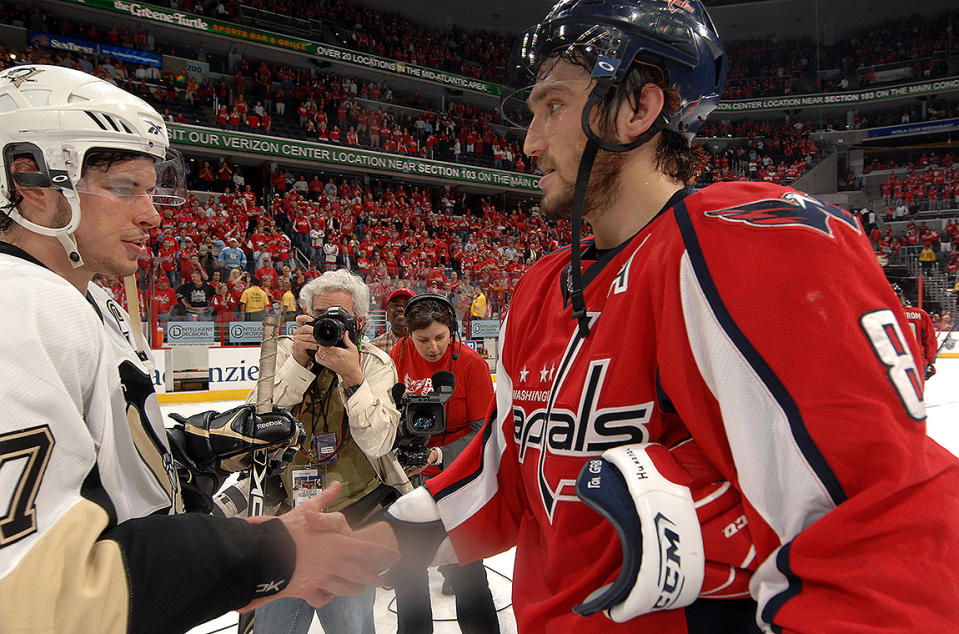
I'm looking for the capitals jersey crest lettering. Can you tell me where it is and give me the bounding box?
[512,313,653,522]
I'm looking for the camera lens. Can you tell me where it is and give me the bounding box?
[411,410,436,432]
[313,318,345,347]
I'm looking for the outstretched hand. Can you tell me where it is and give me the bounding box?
[241,481,400,611]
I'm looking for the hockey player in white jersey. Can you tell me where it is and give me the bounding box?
[0,65,398,633]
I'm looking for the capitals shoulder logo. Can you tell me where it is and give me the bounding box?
[704,191,861,238]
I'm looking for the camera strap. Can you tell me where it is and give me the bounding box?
[296,370,345,463]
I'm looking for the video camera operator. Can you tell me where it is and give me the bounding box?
[231,268,411,634]
[389,293,499,633]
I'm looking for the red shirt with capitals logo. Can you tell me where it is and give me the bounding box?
[390,338,493,478]
[421,181,959,633]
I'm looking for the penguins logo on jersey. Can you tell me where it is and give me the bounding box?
[704,191,860,238]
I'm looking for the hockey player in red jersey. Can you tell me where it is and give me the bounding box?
[380,1,959,632]
[895,285,939,379]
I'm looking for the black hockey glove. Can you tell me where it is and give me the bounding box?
[926,364,936,380]
[167,404,304,513]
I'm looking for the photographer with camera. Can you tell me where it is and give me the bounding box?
[240,268,411,634]
[389,293,499,634]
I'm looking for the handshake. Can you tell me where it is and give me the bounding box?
[243,480,401,612]
[167,404,402,611]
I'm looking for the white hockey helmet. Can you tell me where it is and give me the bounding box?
[0,65,186,266]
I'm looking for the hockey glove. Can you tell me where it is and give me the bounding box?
[211,473,288,518]
[926,364,936,380]
[167,404,304,513]
[573,442,754,623]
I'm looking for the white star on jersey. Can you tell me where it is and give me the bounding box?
[519,366,529,382]
[540,366,549,382]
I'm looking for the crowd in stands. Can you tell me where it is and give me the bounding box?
[91,175,567,332]
[0,11,532,175]
[156,0,512,83]
[696,119,821,186]
[5,0,957,107]
[870,218,959,282]
[723,9,957,99]
[164,0,958,100]
[867,152,959,216]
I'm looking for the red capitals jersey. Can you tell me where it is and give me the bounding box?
[902,305,938,367]
[424,182,959,633]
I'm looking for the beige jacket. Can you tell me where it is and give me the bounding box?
[247,336,413,495]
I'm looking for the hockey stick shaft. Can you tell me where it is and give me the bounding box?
[248,315,279,517]
[122,274,153,370]
[238,315,278,633]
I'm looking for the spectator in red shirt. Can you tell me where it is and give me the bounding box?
[210,283,236,322]
[255,255,278,287]
[152,275,179,321]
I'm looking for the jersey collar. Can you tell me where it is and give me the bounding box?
[560,187,695,307]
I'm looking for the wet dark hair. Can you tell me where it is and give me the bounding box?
[83,148,154,172]
[552,52,708,184]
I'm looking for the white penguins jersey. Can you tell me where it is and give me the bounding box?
[85,281,184,518]
[0,244,296,633]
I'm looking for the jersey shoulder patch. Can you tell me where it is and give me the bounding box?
[703,190,860,238]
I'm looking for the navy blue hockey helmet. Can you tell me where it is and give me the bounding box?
[507,0,727,140]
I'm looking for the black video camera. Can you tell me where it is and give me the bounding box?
[391,371,455,470]
[310,306,359,349]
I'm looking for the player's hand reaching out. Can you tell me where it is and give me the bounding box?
[240,481,400,611]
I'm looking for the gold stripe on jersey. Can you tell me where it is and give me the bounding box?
[0,499,128,632]
[126,404,185,515]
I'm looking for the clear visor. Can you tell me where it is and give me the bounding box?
[500,78,593,130]
[74,148,187,207]
[502,23,632,129]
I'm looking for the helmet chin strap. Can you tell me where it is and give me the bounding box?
[567,79,663,338]
[6,188,85,267]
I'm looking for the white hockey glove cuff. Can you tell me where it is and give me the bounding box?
[574,443,705,623]
[384,486,458,568]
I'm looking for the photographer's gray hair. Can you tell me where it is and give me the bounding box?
[298,268,371,318]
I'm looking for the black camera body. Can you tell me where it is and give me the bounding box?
[392,371,455,470]
[310,306,359,349]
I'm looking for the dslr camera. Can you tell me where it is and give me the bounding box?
[392,371,455,470]
[310,306,359,349]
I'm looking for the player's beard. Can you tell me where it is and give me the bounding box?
[52,194,72,230]
[540,148,625,222]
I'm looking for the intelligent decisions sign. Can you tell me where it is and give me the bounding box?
[167,124,541,192]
